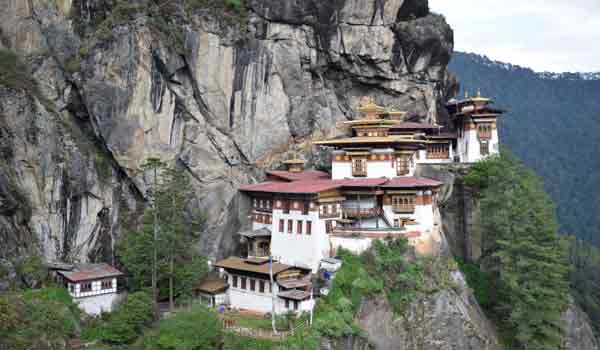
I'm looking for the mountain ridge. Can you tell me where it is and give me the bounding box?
[449,51,600,246]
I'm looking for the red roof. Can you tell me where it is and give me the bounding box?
[239,180,341,194]
[57,263,124,282]
[266,170,330,182]
[240,177,440,194]
[390,122,440,130]
[381,177,443,188]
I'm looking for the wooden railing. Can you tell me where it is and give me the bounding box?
[342,207,381,218]
[392,205,415,213]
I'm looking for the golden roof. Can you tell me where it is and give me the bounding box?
[358,97,385,114]
[470,89,491,102]
[283,159,306,164]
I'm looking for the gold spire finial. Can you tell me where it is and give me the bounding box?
[477,89,482,97]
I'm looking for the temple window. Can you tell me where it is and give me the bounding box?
[279,219,284,233]
[297,220,303,234]
[392,195,416,213]
[250,279,256,291]
[101,280,112,290]
[352,157,367,177]
[241,277,246,289]
[81,282,92,292]
[326,221,333,233]
[302,202,309,215]
[396,154,411,175]
[477,123,492,139]
[283,200,290,214]
[259,281,265,293]
[480,141,489,156]
[233,276,238,288]
[287,219,293,233]
[306,221,312,235]
[427,144,450,159]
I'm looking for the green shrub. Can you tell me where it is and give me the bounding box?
[0,288,80,349]
[101,291,155,345]
[143,304,221,350]
[0,49,39,93]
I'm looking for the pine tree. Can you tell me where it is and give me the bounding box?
[117,160,207,304]
[466,150,570,349]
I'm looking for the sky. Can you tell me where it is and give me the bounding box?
[429,0,600,73]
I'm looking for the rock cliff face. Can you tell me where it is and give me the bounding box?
[357,271,501,350]
[0,0,455,263]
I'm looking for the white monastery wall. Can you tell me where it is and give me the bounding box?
[367,160,394,178]
[270,209,329,271]
[75,292,121,315]
[332,161,352,180]
[330,236,373,255]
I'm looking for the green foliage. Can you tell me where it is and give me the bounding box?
[450,52,600,247]
[457,259,494,310]
[143,305,221,350]
[13,255,46,288]
[464,150,570,349]
[223,332,281,350]
[101,292,156,345]
[0,49,38,93]
[117,160,208,302]
[95,154,113,183]
[0,288,80,350]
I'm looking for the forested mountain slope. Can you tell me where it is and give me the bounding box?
[449,52,600,245]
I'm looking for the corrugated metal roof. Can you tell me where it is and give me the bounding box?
[57,263,123,282]
[214,257,293,275]
[382,177,443,188]
[195,278,229,294]
[238,228,272,238]
[278,290,311,301]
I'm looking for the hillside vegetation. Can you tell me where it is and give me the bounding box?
[449,52,600,247]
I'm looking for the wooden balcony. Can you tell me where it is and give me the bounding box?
[343,207,382,218]
[320,212,341,219]
[392,205,415,214]
[352,170,367,177]
[254,207,273,213]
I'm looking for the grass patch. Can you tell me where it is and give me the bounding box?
[223,332,280,350]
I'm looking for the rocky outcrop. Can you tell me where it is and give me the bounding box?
[356,271,501,350]
[0,0,455,263]
[564,302,600,350]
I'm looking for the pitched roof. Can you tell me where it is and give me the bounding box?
[214,257,293,276]
[240,178,393,195]
[195,278,229,294]
[427,132,458,139]
[57,263,123,282]
[382,177,443,188]
[389,122,440,130]
[238,227,272,238]
[278,290,311,301]
[266,170,330,182]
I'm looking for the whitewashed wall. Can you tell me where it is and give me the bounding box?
[270,209,330,271]
[75,292,121,315]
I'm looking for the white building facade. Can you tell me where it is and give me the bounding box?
[57,263,124,315]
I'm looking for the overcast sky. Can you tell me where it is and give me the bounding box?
[429,0,600,73]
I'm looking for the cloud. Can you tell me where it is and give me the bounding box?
[429,0,600,72]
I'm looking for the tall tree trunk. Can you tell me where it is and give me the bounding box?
[169,251,174,311]
[152,166,158,301]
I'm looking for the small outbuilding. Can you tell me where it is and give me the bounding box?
[194,278,229,307]
[56,263,124,315]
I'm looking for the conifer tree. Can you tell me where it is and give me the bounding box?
[466,150,570,349]
[117,160,207,304]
